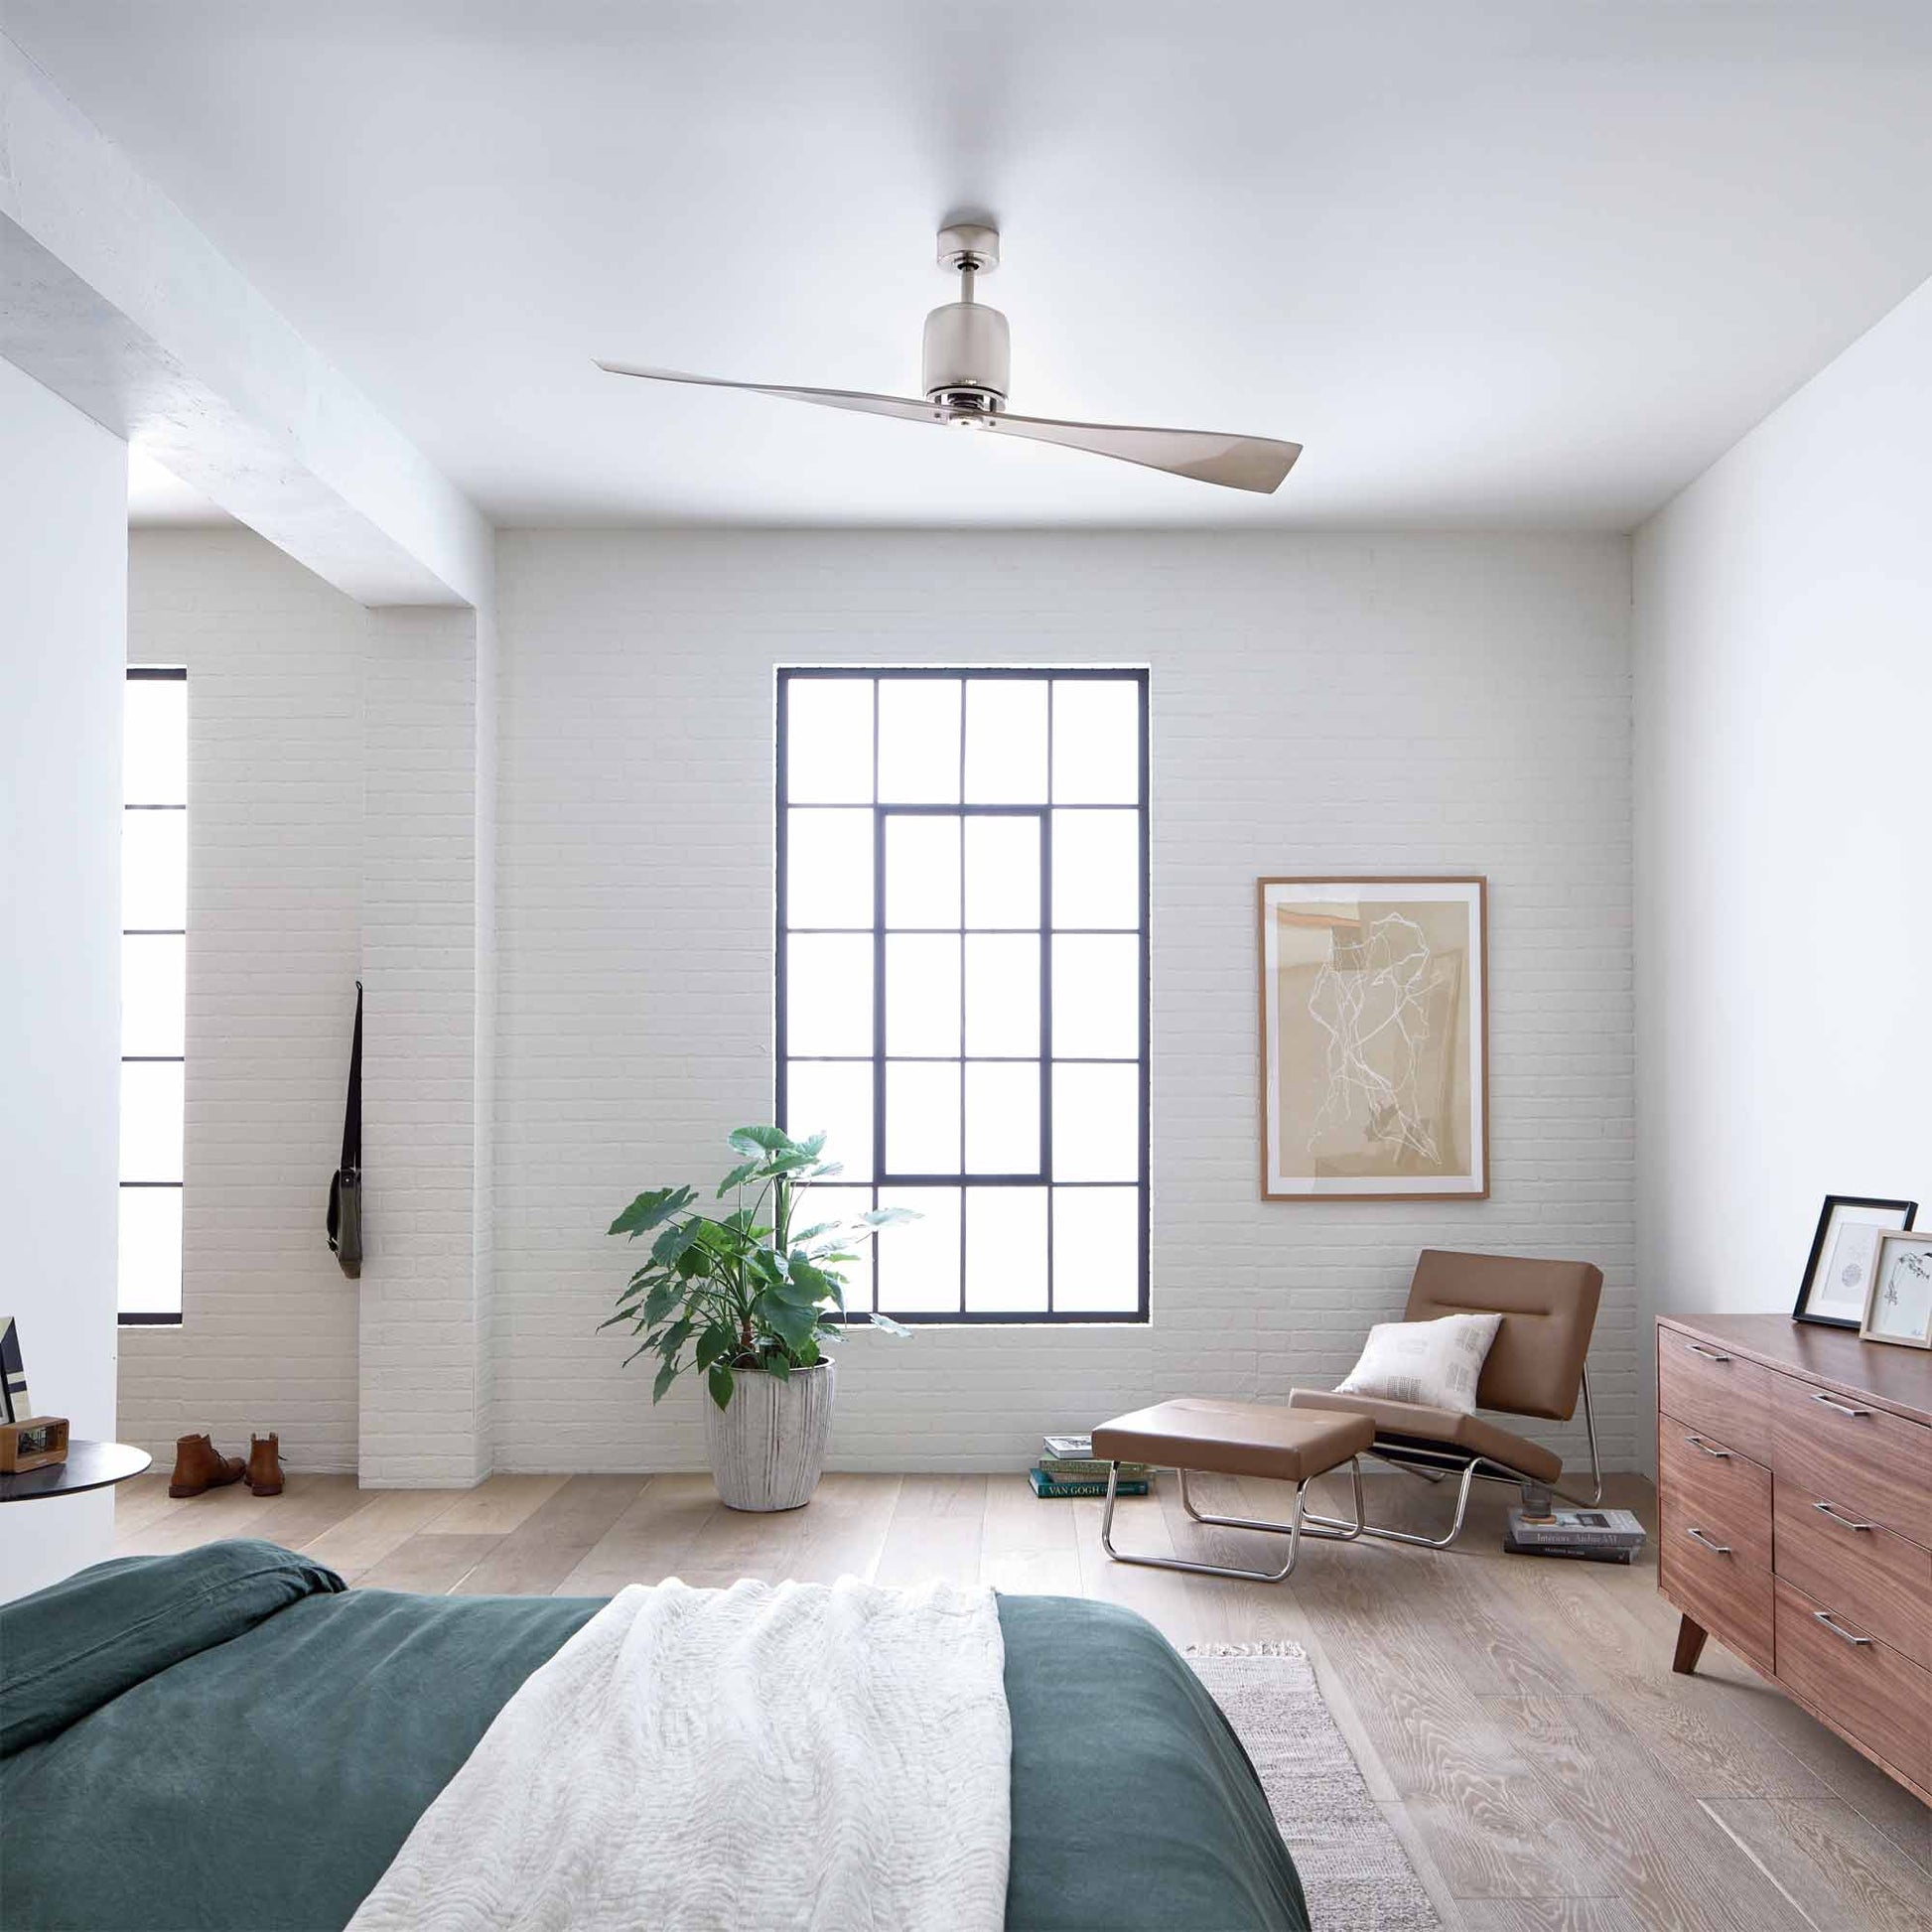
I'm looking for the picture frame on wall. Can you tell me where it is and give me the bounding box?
[1792,1194,1918,1329]
[1257,877,1487,1200]
[1861,1230,1932,1350]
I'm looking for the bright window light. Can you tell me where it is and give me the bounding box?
[777,669,1148,1322]
[120,668,187,1323]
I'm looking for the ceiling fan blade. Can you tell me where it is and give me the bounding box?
[597,362,949,426]
[598,362,1302,493]
[980,411,1301,493]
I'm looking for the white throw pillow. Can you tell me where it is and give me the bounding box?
[1334,1311,1504,1416]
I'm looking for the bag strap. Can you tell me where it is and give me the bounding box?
[341,981,362,1175]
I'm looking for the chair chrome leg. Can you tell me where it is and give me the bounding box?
[1552,1367,1604,1508]
[1304,1454,1484,1550]
[1099,1458,1365,1583]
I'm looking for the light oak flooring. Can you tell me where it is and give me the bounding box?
[114,1468,1931,1931]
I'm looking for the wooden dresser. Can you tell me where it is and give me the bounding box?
[1657,1312,1931,1804]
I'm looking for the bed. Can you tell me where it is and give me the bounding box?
[1,1540,1307,1931]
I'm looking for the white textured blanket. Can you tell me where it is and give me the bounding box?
[348,1576,1011,1932]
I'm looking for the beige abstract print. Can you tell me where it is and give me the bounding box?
[1261,880,1485,1198]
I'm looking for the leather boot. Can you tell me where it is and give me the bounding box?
[245,1433,285,1497]
[169,1434,245,1499]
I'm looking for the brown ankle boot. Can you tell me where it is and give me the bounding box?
[245,1433,285,1496]
[169,1434,245,1498]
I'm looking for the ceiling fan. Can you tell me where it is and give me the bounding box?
[598,223,1302,494]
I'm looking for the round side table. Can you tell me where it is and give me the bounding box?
[0,1440,153,1504]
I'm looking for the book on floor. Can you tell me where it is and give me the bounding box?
[1028,1466,1151,1499]
[1041,1434,1093,1459]
[1506,1506,1644,1550]
[1502,1534,1635,1565]
[1037,1455,1152,1481]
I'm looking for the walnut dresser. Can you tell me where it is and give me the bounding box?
[1656,1312,1931,1803]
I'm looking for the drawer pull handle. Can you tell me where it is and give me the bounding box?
[1685,1526,1731,1556]
[1684,1435,1730,1459]
[1813,1501,1875,1533]
[1683,1343,1732,1363]
[1812,1610,1873,1647]
[1809,1392,1871,1420]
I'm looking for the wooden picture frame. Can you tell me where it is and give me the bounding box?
[1258,877,1488,1200]
[1861,1230,1932,1349]
[1792,1194,1917,1329]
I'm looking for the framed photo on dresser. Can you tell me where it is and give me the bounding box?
[1862,1230,1932,1349]
[1792,1194,1917,1328]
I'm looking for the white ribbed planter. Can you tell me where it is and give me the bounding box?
[703,1359,836,1511]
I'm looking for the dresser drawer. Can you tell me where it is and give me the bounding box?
[1771,1371,1932,1545]
[1657,1424,1772,1572]
[1659,1489,1772,1675]
[1774,1578,1932,1790]
[1774,1485,1932,1669]
[1658,1331,1774,1462]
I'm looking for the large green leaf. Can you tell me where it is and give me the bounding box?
[649,1219,700,1267]
[716,1159,763,1197]
[694,1327,730,1370]
[707,1362,736,1410]
[764,1298,819,1355]
[652,1356,681,1403]
[869,1311,913,1337]
[861,1205,918,1229]
[609,1185,698,1239]
[642,1278,684,1327]
[727,1125,793,1158]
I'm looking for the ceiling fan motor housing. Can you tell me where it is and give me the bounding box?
[922,300,1010,411]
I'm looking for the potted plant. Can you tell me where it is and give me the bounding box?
[603,1126,911,1510]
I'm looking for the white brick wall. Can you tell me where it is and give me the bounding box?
[122,526,1633,1481]
[357,605,493,1486]
[121,535,496,1486]
[494,531,1637,1474]
[120,531,366,1470]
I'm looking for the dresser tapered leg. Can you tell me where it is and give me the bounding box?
[1672,1614,1708,1675]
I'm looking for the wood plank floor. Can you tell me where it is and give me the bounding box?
[114,1469,1931,1931]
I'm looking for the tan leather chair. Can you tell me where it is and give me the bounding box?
[1289,1249,1604,1549]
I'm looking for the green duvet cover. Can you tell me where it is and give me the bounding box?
[1,1541,1305,1931]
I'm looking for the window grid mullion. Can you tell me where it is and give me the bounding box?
[780,668,1145,1323]
[1043,677,1055,1316]
[956,692,967,1313]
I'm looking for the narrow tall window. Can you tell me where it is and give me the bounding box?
[120,668,187,1324]
[776,669,1149,1322]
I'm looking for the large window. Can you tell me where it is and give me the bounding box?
[776,669,1149,1322]
[120,668,187,1324]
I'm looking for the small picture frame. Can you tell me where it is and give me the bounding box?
[0,1316,32,1425]
[1861,1230,1932,1350]
[1793,1196,1917,1329]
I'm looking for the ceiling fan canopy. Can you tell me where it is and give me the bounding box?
[598,223,1302,494]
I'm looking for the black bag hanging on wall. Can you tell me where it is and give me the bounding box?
[327,982,363,1279]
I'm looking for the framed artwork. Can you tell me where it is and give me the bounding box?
[0,1316,33,1424]
[1862,1231,1932,1349]
[1258,877,1487,1199]
[1793,1194,1917,1328]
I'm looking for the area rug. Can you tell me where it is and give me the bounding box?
[1186,1642,1442,1931]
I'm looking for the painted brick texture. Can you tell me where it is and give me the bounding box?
[121,526,1632,1483]
[493,531,1636,1476]
[120,531,366,1469]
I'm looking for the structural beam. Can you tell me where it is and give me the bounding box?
[0,33,490,609]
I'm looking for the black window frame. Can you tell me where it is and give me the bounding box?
[120,665,187,1327]
[775,666,1151,1324]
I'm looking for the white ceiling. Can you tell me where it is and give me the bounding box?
[16,0,1932,531]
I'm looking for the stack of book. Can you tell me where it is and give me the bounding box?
[1029,1434,1153,1499]
[1504,1505,1646,1564]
